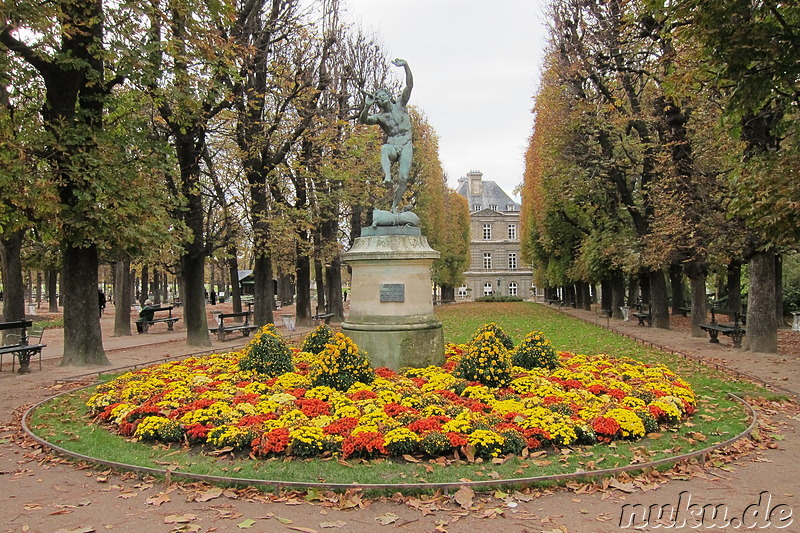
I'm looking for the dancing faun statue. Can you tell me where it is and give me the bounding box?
[360,58,414,214]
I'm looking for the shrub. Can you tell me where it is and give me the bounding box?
[301,323,335,355]
[454,329,513,388]
[636,410,659,434]
[499,429,526,455]
[309,333,375,391]
[384,427,420,455]
[238,325,294,377]
[475,295,524,303]
[471,322,514,350]
[419,431,452,456]
[511,331,559,370]
[468,429,505,458]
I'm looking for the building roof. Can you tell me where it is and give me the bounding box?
[455,170,519,212]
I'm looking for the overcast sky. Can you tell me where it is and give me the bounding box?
[343,0,551,200]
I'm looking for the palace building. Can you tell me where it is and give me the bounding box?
[455,170,533,300]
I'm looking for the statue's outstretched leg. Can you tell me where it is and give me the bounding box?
[392,143,413,213]
[381,144,393,183]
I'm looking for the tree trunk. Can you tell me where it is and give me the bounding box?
[181,247,210,347]
[441,285,455,304]
[175,128,211,346]
[600,278,612,313]
[726,260,742,313]
[228,252,242,316]
[611,270,625,319]
[278,274,294,306]
[775,254,783,326]
[48,269,59,313]
[684,261,708,337]
[564,285,576,307]
[61,244,109,366]
[626,275,639,306]
[580,282,591,311]
[669,263,685,314]
[639,272,651,306]
[35,271,42,307]
[0,229,26,322]
[253,253,275,327]
[575,282,585,309]
[140,264,149,305]
[295,249,312,327]
[114,260,132,336]
[314,259,325,314]
[649,269,670,329]
[325,255,344,322]
[744,250,778,352]
[151,269,161,305]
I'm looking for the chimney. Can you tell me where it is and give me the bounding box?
[467,170,483,196]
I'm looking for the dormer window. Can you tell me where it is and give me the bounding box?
[473,204,482,211]
[490,205,498,211]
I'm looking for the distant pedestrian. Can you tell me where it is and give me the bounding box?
[98,290,107,316]
[210,290,217,305]
[343,289,348,302]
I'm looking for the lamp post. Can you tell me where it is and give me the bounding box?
[496,277,502,297]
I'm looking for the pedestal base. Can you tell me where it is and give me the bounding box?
[341,233,444,370]
[341,320,444,370]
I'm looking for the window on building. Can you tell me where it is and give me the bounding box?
[490,204,498,211]
[508,282,518,297]
[473,204,482,211]
[508,253,517,270]
[483,282,493,296]
[458,284,468,299]
[483,253,492,269]
[508,224,517,240]
[482,223,492,240]
[506,204,515,211]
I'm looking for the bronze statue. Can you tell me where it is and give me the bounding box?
[360,58,413,214]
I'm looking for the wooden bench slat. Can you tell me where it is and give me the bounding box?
[212,311,257,341]
[1,320,45,373]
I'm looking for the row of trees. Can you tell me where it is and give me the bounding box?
[521,0,799,352]
[1,0,469,365]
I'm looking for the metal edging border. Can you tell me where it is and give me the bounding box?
[21,386,757,493]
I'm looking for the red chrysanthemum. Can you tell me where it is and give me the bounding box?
[295,398,331,417]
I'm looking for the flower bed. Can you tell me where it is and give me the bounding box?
[87,324,696,460]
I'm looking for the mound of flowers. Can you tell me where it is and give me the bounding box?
[87,323,696,461]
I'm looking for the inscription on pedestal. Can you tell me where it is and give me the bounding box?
[380,283,405,302]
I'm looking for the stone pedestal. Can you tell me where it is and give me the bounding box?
[341,234,444,370]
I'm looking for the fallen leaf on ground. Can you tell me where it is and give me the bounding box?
[146,493,171,506]
[236,519,257,529]
[375,513,400,525]
[319,521,346,529]
[608,479,636,493]
[453,486,474,509]
[164,514,197,524]
[195,487,224,502]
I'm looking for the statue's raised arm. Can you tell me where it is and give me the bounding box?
[359,59,415,214]
[393,58,413,106]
